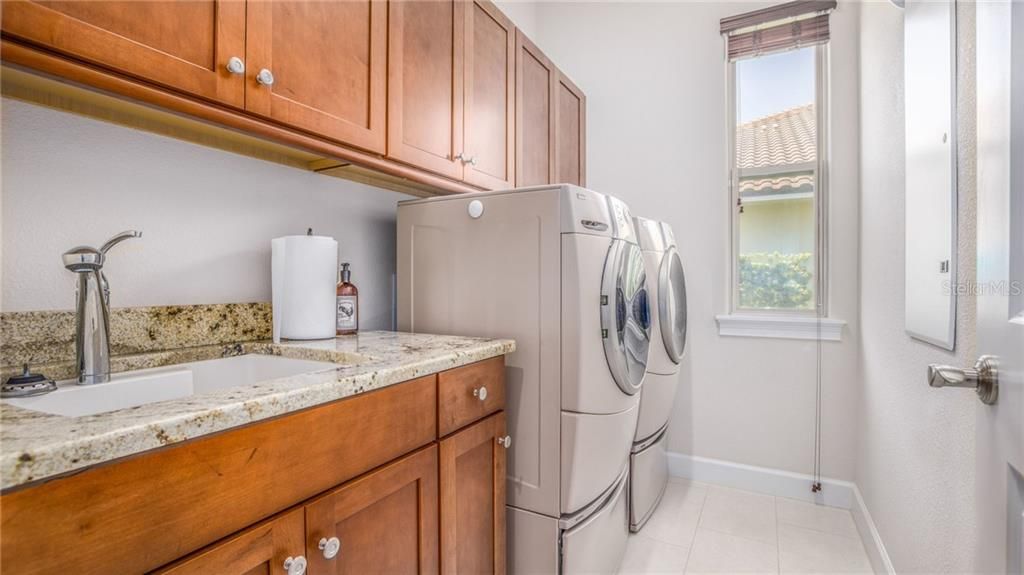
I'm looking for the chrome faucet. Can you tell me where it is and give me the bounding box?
[62,230,142,384]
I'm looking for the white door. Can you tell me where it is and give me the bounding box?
[976,3,1024,571]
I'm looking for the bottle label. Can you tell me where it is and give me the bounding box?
[337,296,357,331]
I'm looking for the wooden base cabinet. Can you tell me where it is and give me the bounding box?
[1,357,506,575]
[154,509,306,575]
[440,413,507,575]
[305,446,440,575]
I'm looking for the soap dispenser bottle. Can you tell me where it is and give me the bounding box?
[336,263,359,335]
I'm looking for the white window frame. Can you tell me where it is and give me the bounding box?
[725,43,831,321]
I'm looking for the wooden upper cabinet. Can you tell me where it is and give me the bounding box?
[555,72,587,187]
[305,446,440,575]
[153,508,305,575]
[440,413,507,575]
[388,0,465,180]
[0,0,246,107]
[515,30,556,187]
[463,0,516,190]
[245,0,387,153]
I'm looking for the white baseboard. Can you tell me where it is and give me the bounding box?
[850,484,896,574]
[667,452,893,574]
[667,452,854,508]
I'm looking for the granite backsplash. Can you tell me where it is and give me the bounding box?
[0,302,272,380]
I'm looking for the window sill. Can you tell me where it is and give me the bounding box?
[715,314,846,341]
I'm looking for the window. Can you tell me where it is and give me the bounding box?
[722,2,833,315]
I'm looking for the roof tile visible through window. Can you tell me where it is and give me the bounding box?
[736,104,816,170]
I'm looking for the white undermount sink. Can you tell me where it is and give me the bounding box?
[5,354,342,418]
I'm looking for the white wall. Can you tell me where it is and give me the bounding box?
[856,1,979,571]
[1,99,412,329]
[527,1,863,482]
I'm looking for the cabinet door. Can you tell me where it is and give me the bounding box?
[440,413,507,575]
[153,508,305,575]
[1,0,245,107]
[388,0,465,180]
[305,446,440,575]
[245,0,387,153]
[555,72,587,187]
[514,30,556,187]
[462,0,516,190]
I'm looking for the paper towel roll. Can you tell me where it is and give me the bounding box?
[272,234,338,342]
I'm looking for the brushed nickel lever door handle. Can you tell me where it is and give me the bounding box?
[928,355,998,405]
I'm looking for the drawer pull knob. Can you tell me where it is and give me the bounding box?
[473,386,488,401]
[497,435,512,449]
[283,555,307,575]
[226,56,245,75]
[319,536,341,560]
[257,68,275,86]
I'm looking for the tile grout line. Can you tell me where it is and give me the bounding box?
[774,496,782,574]
[681,485,709,574]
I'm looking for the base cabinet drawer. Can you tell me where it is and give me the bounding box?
[305,446,440,575]
[438,356,506,436]
[440,412,507,575]
[152,509,306,575]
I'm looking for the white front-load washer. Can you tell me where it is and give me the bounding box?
[397,185,651,574]
[629,217,688,532]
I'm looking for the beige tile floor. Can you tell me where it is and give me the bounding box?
[619,479,873,574]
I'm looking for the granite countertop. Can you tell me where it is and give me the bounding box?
[0,331,515,490]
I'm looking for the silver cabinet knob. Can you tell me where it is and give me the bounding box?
[453,152,466,163]
[318,536,341,560]
[928,355,999,405]
[226,56,245,75]
[257,68,275,86]
[473,386,488,401]
[467,156,478,166]
[497,435,511,448]
[283,555,307,575]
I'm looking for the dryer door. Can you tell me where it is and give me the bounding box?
[600,239,650,395]
[658,246,687,364]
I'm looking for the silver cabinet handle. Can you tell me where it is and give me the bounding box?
[473,386,488,401]
[928,355,999,405]
[226,56,245,75]
[257,68,275,86]
[283,555,307,575]
[497,435,511,449]
[318,536,341,560]
[453,153,477,166]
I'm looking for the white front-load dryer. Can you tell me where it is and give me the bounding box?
[398,185,650,574]
[629,217,688,532]
[561,195,649,515]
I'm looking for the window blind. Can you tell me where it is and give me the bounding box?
[721,0,837,61]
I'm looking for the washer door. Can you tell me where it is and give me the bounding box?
[600,239,650,395]
[658,246,687,364]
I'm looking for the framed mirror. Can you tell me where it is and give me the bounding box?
[905,0,957,350]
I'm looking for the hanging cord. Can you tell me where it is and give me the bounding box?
[812,298,823,493]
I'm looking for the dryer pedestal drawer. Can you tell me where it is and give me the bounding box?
[629,426,669,532]
[561,468,629,575]
[561,404,638,515]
